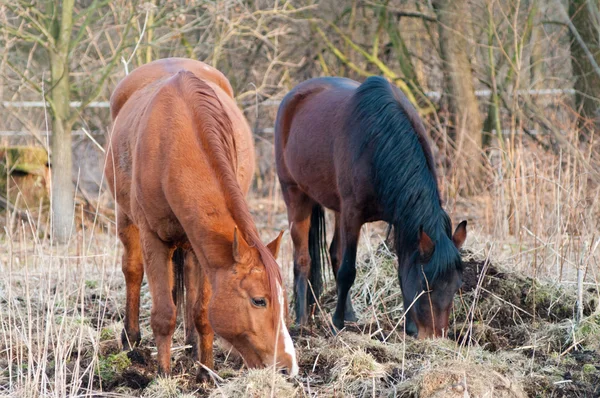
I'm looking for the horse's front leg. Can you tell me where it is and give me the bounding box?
[193,252,214,383]
[184,250,200,360]
[330,212,358,323]
[139,228,177,376]
[332,211,362,332]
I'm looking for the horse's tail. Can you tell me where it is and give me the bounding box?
[307,204,327,307]
[172,247,185,318]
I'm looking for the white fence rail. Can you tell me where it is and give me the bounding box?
[1,88,576,110]
[2,101,110,108]
[0,88,574,138]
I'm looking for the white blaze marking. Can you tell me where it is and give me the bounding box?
[278,283,299,376]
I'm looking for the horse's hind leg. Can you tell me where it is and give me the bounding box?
[330,212,358,323]
[139,227,177,375]
[118,214,144,350]
[329,212,342,277]
[282,185,314,325]
[183,250,200,360]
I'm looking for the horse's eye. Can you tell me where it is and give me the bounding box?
[251,297,267,308]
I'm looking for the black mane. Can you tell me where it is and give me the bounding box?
[348,76,460,281]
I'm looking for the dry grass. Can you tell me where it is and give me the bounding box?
[0,125,599,397]
[208,368,299,398]
[0,203,599,397]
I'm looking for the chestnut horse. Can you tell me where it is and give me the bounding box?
[106,58,298,375]
[275,76,467,338]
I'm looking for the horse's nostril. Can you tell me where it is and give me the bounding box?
[280,368,289,376]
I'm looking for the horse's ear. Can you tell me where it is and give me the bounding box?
[418,226,435,258]
[452,220,468,249]
[232,227,249,263]
[266,230,285,259]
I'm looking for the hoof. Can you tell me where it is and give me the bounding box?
[344,310,358,323]
[121,328,141,351]
[157,365,170,377]
[331,315,344,335]
[295,313,309,326]
[196,367,213,384]
[330,324,340,336]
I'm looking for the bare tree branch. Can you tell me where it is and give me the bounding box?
[555,0,600,80]
[68,14,134,125]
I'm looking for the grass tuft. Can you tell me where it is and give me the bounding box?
[208,368,299,398]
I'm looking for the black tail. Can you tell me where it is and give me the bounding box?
[172,247,185,317]
[307,204,327,307]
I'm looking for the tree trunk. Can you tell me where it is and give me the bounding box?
[569,0,600,133]
[50,0,75,243]
[433,0,484,192]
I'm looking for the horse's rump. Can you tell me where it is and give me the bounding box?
[110,58,234,120]
[276,78,362,213]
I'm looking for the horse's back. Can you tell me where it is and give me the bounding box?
[110,58,234,120]
[276,76,433,221]
[275,78,360,210]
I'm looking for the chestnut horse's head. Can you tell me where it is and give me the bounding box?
[208,228,298,375]
[399,220,467,339]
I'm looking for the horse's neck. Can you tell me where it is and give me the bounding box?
[394,210,445,249]
[179,207,234,266]
[185,207,260,272]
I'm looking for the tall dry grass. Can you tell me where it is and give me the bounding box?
[433,107,600,286]
[0,210,125,397]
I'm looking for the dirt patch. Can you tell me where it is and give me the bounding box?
[128,347,153,366]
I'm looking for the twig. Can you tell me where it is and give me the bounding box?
[200,363,225,383]
[122,8,150,75]
[554,0,600,81]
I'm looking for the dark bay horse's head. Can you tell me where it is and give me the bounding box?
[208,229,298,375]
[399,221,467,339]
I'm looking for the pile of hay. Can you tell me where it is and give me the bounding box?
[208,368,299,398]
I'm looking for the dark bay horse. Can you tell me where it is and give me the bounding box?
[275,76,467,338]
[106,58,298,375]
